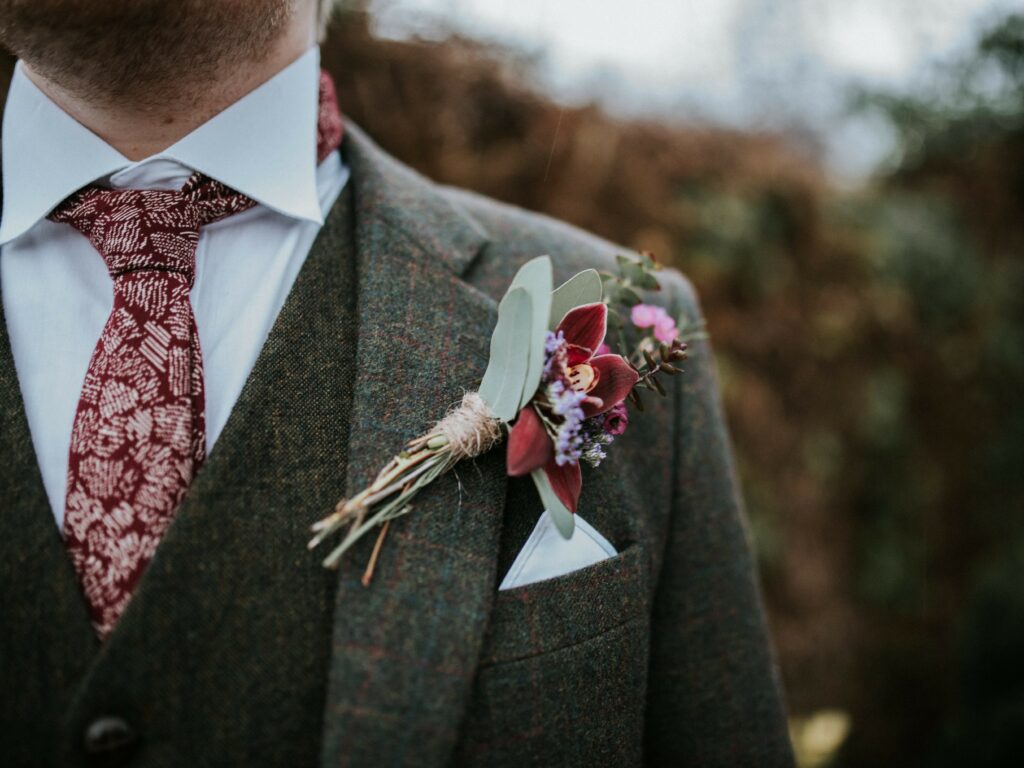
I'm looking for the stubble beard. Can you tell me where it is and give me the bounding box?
[0,0,299,108]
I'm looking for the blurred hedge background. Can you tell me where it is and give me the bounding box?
[3,3,1021,765]
[319,8,1023,767]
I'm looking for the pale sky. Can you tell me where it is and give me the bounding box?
[371,0,1024,176]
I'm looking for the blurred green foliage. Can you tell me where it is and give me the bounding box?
[843,14,1024,768]
[316,10,1023,764]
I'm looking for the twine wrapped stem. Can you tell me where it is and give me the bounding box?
[309,391,504,576]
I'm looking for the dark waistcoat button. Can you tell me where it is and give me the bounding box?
[83,715,137,762]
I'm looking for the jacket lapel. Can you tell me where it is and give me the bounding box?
[320,125,508,768]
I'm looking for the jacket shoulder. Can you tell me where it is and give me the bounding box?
[443,185,702,323]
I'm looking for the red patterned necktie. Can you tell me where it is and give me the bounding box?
[50,71,344,638]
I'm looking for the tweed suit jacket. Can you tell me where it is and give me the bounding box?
[0,123,794,767]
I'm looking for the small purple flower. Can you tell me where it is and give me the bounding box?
[578,416,614,468]
[581,441,608,467]
[542,330,567,381]
[547,380,587,466]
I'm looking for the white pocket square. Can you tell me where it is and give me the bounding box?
[498,510,617,591]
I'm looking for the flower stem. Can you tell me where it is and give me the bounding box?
[361,519,390,587]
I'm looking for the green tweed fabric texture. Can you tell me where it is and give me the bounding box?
[0,124,794,767]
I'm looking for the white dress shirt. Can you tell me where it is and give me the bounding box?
[0,47,349,527]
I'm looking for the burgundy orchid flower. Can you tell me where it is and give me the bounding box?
[506,302,639,514]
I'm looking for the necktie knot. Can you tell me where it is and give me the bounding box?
[49,177,255,284]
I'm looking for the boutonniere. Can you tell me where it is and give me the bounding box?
[309,252,693,582]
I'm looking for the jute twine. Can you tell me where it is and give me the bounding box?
[431,391,504,460]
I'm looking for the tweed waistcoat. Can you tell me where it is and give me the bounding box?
[0,183,358,767]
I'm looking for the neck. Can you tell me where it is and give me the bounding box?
[22,24,316,162]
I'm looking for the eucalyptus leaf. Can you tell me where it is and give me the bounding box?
[608,284,642,307]
[509,256,553,410]
[548,269,603,329]
[478,287,533,422]
[530,469,575,538]
[643,273,662,291]
[617,255,661,291]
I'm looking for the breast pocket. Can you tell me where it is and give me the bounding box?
[454,544,651,768]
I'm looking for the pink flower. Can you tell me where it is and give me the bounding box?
[630,303,678,344]
[630,304,662,328]
[654,316,678,344]
[603,402,629,436]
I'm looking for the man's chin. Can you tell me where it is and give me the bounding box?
[0,0,295,103]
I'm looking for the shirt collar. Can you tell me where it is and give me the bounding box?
[0,47,325,246]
